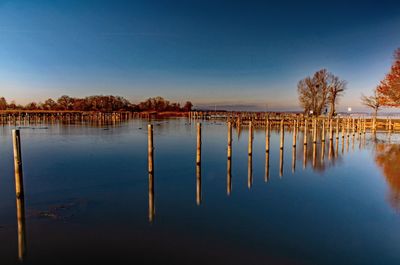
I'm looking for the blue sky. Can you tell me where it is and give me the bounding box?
[0,0,399,111]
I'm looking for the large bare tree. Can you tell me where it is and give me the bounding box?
[297,69,346,116]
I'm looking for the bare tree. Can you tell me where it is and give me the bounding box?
[298,69,346,116]
[327,75,347,118]
[361,88,381,117]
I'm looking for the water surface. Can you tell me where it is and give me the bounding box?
[0,118,399,264]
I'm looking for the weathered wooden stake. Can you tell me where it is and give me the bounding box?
[196,123,201,165]
[265,119,270,153]
[227,122,232,159]
[12,130,26,262]
[248,121,253,155]
[280,119,284,149]
[303,119,308,145]
[292,120,297,147]
[148,124,154,173]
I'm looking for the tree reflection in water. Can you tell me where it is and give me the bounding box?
[375,143,400,211]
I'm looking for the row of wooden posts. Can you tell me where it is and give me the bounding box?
[6,116,382,260]
[146,117,374,221]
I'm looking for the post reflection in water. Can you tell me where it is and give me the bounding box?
[279,148,284,177]
[16,195,26,262]
[227,157,232,195]
[335,138,339,158]
[265,151,270,182]
[292,146,296,173]
[303,143,307,169]
[196,164,202,205]
[312,143,317,168]
[248,154,253,188]
[148,172,155,222]
[328,140,333,160]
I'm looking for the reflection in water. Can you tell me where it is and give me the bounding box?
[292,146,296,173]
[303,143,307,169]
[265,151,270,182]
[375,143,400,211]
[328,140,333,160]
[16,196,26,262]
[196,164,202,205]
[279,148,284,177]
[148,172,155,222]
[227,158,232,195]
[248,154,253,188]
[321,141,325,162]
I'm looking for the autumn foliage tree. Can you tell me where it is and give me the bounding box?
[297,69,346,117]
[377,48,400,106]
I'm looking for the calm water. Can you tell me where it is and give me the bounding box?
[0,118,400,264]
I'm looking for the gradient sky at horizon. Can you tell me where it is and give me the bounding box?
[0,0,400,111]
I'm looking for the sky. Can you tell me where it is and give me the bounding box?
[0,0,400,111]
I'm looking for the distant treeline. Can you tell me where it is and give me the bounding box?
[0,95,193,112]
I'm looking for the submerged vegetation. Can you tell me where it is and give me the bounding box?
[0,95,193,112]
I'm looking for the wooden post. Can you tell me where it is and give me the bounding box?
[336,118,339,139]
[227,121,232,195]
[148,124,154,173]
[196,123,201,165]
[292,120,297,147]
[303,119,308,145]
[12,130,25,199]
[280,119,284,149]
[265,118,270,153]
[227,122,232,159]
[312,118,317,143]
[248,121,253,155]
[12,130,26,262]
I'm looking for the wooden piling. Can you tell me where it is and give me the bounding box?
[265,119,270,153]
[148,124,154,173]
[12,130,26,262]
[227,122,232,159]
[280,119,284,149]
[196,123,201,165]
[313,118,317,143]
[248,121,253,155]
[303,119,308,145]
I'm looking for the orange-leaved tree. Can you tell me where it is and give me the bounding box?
[377,48,400,106]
